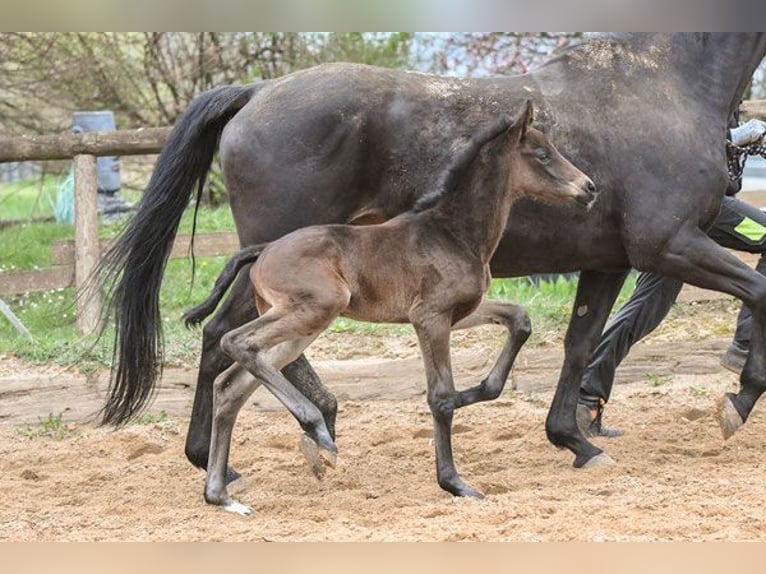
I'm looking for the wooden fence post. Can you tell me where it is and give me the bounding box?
[73,154,100,336]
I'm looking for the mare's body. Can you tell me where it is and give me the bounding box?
[98,34,766,475]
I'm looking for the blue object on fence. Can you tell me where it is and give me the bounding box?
[72,110,131,221]
[54,167,75,225]
[71,111,121,193]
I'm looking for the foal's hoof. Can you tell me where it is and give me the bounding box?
[205,490,253,517]
[717,394,744,440]
[459,486,485,500]
[443,479,485,499]
[223,499,253,517]
[579,453,615,469]
[299,434,337,479]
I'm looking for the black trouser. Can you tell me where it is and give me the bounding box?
[579,195,766,406]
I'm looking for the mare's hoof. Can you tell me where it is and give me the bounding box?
[717,394,744,440]
[580,453,615,469]
[444,480,485,499]
[299,434,337,479]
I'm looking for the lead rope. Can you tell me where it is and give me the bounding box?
[726,140,766,183]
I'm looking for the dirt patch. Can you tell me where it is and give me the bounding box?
[1,326,765,541]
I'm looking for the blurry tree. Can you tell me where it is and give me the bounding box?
[0,32,413,135]
[413,32,583,77]
[0,32,412,203]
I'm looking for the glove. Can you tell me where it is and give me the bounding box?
[730,119,766,146]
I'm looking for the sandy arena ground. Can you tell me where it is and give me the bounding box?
[1,322,765,541]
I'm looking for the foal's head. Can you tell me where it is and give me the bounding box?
[415,100,596,216]
[505,100,597,208]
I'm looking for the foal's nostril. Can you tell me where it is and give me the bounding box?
[585,180,597,194]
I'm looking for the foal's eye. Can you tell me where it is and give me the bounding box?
[534,148,551,162]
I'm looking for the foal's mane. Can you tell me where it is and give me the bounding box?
[412,115,513,213]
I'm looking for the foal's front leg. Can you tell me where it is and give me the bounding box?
[451,299,532,408]
[412,312,483,499]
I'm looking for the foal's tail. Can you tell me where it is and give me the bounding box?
[97,82,261,426]
[183,243,267,327]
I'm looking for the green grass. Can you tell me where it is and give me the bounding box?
[0,221,74,272]
[0,175,64,221]
[18,412,73,440]
[0,254,233,370]
[0,179,236,369]
[133,410,171,425]
[645,373,672,387]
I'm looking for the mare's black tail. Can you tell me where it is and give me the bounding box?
[183,243,267,327]
[97,82,260,425]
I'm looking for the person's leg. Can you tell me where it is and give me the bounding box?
[730,251,766,348]
[577,272,683,436]
[707,196,766,373]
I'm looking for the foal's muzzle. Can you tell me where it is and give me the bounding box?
[575,179,598,209]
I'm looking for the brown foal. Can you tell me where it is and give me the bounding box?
[185,100,596,515]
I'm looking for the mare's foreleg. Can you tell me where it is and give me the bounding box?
[651,226,766,438]
[412,312,483,499]
[545,270,627,467]
[451,300,532,408]
[185,272,338,478]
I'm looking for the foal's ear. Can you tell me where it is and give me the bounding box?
[509,99,535,143]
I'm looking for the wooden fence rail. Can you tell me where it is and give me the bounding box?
[2,100,766,335]
[0,232,240,295]
[742,99,766,121]
[0,127,171,161]
[0,126,175,335]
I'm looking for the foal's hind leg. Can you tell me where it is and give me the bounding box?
[411,312,483,499]
[206,302,345,514]
[206,336,317,515]
[450,300,532,408]
[185,272,339,479]
[204,362,260,515]
[205,320,334,515]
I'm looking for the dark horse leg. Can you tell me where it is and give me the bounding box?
[411,311,483,498]
[545,269,629,467]
[650,226,766,439]
[206,297,345,515]
[450,300,532,408]
[185,270,338,481]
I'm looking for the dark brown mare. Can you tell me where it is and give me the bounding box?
[179,103,595,514]
[98,34,766,483]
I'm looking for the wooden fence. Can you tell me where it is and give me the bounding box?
[2,100,766,335]
[0,126,239,336]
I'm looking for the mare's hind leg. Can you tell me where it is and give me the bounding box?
[185,271,338,478]
[450,299,532,408]
[411,312,483,499]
